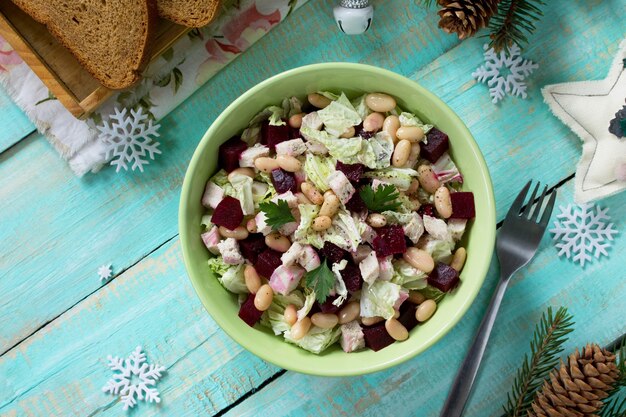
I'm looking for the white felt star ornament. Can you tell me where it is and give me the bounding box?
[98,264,113,281]
[542,39,626,203]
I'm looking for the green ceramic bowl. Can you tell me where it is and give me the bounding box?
[179,63,496,376]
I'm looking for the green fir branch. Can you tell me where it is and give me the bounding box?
[414,0,437,8]
[600,337,626,417]
[488,0,546,53]
[503,307,575,417]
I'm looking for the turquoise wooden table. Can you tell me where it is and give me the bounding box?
[1,1,625,416]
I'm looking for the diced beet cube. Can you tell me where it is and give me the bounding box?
[354,123,374,139]
[271,169,297,194]
[398,302,419,331]
[307,302,321,317]
[290,126,303,140]
[450,192,475,219]
[341,262,363,293]
[336,161,365,183]
[317,295,345,314]
[239,233,267,264]
[373,225,407,257]
[320,242,348,264]
[418,204,435,218]
[255,249,283,279]
[428,262,460,292]
[422,128,449,163]
[345,192,367,213]
[212,196,243,230]
[238,293,264,327]
[261,121,290,150]
[363,322,395,351]
[219,136,248,172]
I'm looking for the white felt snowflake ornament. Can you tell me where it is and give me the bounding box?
[98,107,161,173]
[98,264,113,281]
[550,204,618,267]
[472,44,538,103]
[102,346,166,410]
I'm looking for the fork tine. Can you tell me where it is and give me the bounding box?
[530,185,548,222]
[522,182,540,218]
[539,189,557,227]
[506,180,532,220]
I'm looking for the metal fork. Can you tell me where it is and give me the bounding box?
[439,180,557,417]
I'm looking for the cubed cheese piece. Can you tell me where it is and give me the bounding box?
[217,238,244,265]
[279,221,298,236]
[201,182,224,209]
[328,171,355,204]
[269,265,305,296]
[301,111,323,131]
[201,226,221,255]
[359,251,380,284]
[361,224,377,245]
[239,144,269,168]
[340,320,365,353]
[275,138,306,156]
[403,213,425,244]
[423,215,450,240]
[299,244,321,271]
[448,218,468,241]
[271,191,299,208]
[304,140,329,155]
[254,211,272,236]
[281,242,303,266]
[351,244,372,263]
[378,256,394,281]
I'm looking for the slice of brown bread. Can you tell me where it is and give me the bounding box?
[10,0,157,89]
[157,0,220,27]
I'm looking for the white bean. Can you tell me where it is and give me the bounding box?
[284,304,298,326]
[417,165,441,194]
[383,115,400,142]
[361,316,384,326]
[254,284,273,311]
[450,247,467,272]
[367,213,387,228]
[340,126,356,138]
[276,155,302,172]
[308,93,331,108]
[434,186,453,219]
[288,113,304,129]
[407,178,420,195]
[416,299,437,322]
[338,302,360,324]
[365,93,396,113]
[255,157,280,173]
[265,233,291,252]
[219,226,248,240]
[290,317,312,340]
[246,218,257,233]
[296,192,312,205]
[408,290,426,305]
[244,265,261,294]
[392,139,412,167]
[228,167,255,182]
[319,192,340,218]
[312,215,332,231]
[403,247,435,273]
[396,126,425,143]
[385,318,409,341]
[363,112,385,132]
[301,182,324,205]
[311,313,339,329]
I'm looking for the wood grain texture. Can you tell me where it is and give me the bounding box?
[0,88,33,153]
[0,0,625,416]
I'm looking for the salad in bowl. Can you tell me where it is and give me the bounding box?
[199,90,475,354]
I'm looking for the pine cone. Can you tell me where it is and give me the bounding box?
[437,0,499,40]
[529,344,621,417]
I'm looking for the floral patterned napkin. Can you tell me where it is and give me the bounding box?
[0,0,306,176]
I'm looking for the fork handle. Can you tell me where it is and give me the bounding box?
[439,275,511,417]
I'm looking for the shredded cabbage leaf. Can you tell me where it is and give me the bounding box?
[360,280,402,320]
[303,153,336,192]
[284,325,341,354]
[229,173,254,215]
[399,111,433,134]
[207,257,247,294]
[363,167,418,191]
[260,290,305,335]
[317,93,362,137]
[391,259,428,289]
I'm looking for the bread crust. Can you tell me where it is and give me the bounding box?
[157,0,220,27]
[10,0,158,90]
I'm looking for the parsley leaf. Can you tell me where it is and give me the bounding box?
[259,200,295,230]
[304,262,335,303]
[359,184,401,212]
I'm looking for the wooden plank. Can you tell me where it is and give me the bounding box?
[0,88,33,153]
[0,0,462,354]
[0,239,280,416]
[221,179,626,417]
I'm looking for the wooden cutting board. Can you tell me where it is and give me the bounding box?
[0,1,191,118]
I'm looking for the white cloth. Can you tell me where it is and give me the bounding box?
[542,39,626,203]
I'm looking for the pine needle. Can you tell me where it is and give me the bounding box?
[600,337,626,417]
[502,306,575,417]
[488,0,546,53]
[414,0,437,8]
